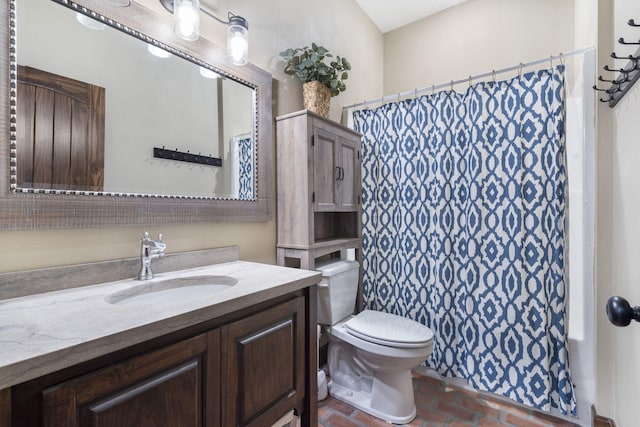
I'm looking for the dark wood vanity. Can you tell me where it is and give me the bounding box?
[1,287,317,427]
[0,247,320,427]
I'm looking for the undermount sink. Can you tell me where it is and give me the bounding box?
[105,275,238,306]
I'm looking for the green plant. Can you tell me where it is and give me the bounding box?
[279,43,351,97]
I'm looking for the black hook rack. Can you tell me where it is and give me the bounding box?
[153,146,222,167]
[594,18,640,107]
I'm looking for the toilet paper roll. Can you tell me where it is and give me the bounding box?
[345,248,356,261]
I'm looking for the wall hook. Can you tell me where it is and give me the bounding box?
[603,64,622,72]
[618,37,640,45]
[593,84,611,92]
[629,19,640,27]
[611,52,635,60]
[598,74,627,85]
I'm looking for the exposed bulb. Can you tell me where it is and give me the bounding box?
[75,12,106,30]
[199,67,220,79]
[174,0,200,41]
[227,16,248,65]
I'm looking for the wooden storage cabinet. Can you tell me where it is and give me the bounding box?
[8,296,312,427]
[276,110,362,270]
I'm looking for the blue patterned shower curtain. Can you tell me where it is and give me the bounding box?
[352,66,576,415]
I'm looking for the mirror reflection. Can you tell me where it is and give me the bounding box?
[15,0,256,199]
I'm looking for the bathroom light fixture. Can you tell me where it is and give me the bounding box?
[199,66,220,79]
[75,12,106,30]
[147,44,172,58]
[159,0,249,66]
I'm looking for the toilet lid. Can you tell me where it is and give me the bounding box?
[344,310,434,348]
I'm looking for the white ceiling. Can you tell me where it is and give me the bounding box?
[355,0,469,33]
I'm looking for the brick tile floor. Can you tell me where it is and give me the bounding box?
[318,373,580,427]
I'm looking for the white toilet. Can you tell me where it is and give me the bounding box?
[316,260,434,424]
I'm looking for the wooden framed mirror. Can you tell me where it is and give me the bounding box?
[1,0,272,229]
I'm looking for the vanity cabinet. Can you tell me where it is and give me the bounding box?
[276,110,362,270]
[8,294,314,427]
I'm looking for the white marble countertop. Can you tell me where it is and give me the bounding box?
[0,260,320,390]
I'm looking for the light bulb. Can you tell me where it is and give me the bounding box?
[75,13,106,30]
[227,16,248,65]
[147,44,172,58]
[173,0,200,41]
[199,67,220,79]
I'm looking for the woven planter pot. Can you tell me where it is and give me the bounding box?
[303,81,331,118]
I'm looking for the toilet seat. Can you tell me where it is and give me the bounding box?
[344,310,433,348]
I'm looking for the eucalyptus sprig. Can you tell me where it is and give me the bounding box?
[279,43,351,97]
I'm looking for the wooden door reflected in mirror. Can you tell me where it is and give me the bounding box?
[17,66,105,191]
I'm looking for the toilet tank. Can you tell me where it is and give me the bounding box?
[315,260,359,325]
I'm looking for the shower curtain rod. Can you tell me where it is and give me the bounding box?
[342,47,595,110]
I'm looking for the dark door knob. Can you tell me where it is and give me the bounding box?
[606,296,640,327]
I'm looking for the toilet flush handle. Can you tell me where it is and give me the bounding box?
[606,296,640,327]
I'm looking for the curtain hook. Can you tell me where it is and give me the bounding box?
[559,52,565,65]
[518,63,524,76]
[397,92,401,103]
[432,85,435,95]
[468,75,472,88]
[414,88,418,99]
[492,70,496,82]
[550,55,553,69]
[450,80,454,92]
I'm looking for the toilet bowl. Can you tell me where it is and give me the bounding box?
[327,310,433,424]
[316,260,434,424]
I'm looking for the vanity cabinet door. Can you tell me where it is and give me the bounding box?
[221,297,305,427]
[40,332,220,427]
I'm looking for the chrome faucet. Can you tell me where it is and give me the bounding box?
[138,232,166,280]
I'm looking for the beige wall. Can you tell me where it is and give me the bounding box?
[0,0,383,273]
[383,0,575,96]
[598,0,640,425]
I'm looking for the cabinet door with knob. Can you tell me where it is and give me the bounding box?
[221,297,306,427]
[312,122,360,212]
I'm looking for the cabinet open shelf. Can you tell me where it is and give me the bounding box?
[314,211,359,242]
